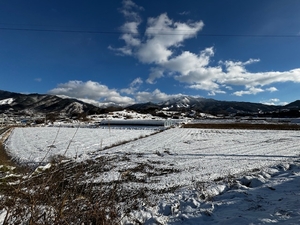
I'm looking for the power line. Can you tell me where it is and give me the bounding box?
[0,27,120,34]
[0,22,111,30]
[0,26,299,38]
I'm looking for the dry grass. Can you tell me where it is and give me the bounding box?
[0,126,181,224]
[0,128,15,167]
[0,143,14,167]
[0,157,148,225]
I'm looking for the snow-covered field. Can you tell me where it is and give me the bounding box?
[5,126,159,164]
[3,126,300,224]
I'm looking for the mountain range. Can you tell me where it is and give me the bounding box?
[0,90,106,116]
[0,90,300,117]
[127,96,300,117]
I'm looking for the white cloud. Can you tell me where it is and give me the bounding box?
[189,81,221,92]
[222,59,260,76]
[175,54,300,96]
[164,48,214,76]
[121,77,143,94]
[260,98,288,106]
[220,61,300,88]
[224,85,233,90]
[135,89,183,103]
[109,0,143,55]
[146,67,164,84]
[111,1,300,97]
[108,45,133,56]
[233,87,264,96]
[119,0,143,20]
[266,87,278,92]
[131,77,143,86]
[136,13,204,64]
[49,80,183,106]
[111,2,204,64]
[48,80,135,105]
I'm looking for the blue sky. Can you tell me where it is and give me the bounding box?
[1,0,300,105]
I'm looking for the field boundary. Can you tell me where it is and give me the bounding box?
[183,123,300,130]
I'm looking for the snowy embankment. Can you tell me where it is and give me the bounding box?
[126,161,300,224]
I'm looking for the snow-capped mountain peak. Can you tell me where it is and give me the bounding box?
[159,96,207,109]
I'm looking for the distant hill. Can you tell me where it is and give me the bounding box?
[285,100,300,109]
[1,90,299,118]
[0,90,104,116]
[128,96,281,116]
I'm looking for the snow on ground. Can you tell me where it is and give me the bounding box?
[4,126,300,224]
[0,210,6,224]
[5,126,158,164]
[92,127,300,189]
[125,161,300,224]
[88,109,162,121]
[0,98,14,105]
[6,127,300,186]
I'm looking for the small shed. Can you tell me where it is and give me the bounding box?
[100,119,165,126]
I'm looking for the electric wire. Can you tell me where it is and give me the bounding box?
[0,26,299,38]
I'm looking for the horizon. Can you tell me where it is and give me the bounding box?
[1,0,300,106]
[1,88,299,106]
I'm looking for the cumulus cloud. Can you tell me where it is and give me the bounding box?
[111,0,300,97]
[49,80,186,105]
[109,0,143,55]
[208,90,226,96]
[110,1,204,65]
[136,13,204,64]
[121,77,143,94]
[169,52,300,96]
[219,60,300,87]
[232,85,277,97]
[260,98,288,106]
[135,89,183,103]
[266,87,278,92]
[233,87,264,96]
[119,0,143,21]
[146,67,165,84]
[48,80,135,105]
